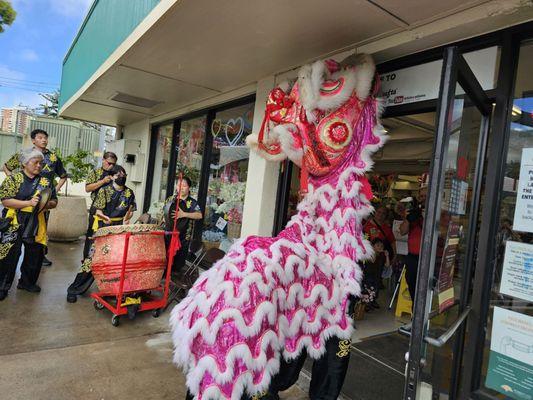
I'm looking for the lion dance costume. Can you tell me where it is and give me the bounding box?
[170,54,386,400]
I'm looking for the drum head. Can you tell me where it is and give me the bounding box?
[37,188,52,213]
[93,223,163,238]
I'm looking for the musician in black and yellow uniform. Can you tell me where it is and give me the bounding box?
[3,129,67,267]
[0,148,58,301]
[66,165,136,303]
[163,176,202,273]
[82,151,117,263]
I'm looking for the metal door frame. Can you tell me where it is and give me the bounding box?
[403,46,492,400]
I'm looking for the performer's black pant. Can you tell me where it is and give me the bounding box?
[185,337,351,400]
[83,212,96,260]
[67,213,96,296]
[405,253,419,305]
[165,235,189,274]
[0,236,45,291]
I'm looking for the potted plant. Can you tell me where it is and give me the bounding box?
[47,150,94,241]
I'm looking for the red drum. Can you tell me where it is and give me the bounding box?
[91,224,166,295]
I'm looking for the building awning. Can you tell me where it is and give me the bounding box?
[59,0,533,127]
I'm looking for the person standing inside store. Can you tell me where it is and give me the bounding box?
[364,205,396,257]
[2,129,67,267]
[66,165,136,303]
[364,205,395,288]
[163,176,202,274]
[0,148,58,300]
[81,152,117,268]
[399,186,427,304]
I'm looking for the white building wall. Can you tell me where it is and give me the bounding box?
[241,76,280,237]
[120,118,151,221]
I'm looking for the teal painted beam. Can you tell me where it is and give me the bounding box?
[59,0,161,111]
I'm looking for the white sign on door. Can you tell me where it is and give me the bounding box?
[513,148,533,233]
[380,47,498,107]
[500,241,533,303]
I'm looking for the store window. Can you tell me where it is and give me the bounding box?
[479,41,533,398]
[176,116,206,196]
[148,123,173,213]
[201,103,254,249]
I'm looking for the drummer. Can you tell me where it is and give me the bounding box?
[0,148,58,300]
[163,176,202,273]
[82,152,118,267]
[66,165,136,303]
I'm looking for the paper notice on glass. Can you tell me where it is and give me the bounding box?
[215,217,228,231]
[513,148,533,233]
[500,241,533,302]
[485,307,533,400]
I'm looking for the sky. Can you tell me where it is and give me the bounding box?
[0,0,92,111]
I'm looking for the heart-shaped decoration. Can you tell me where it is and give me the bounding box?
[224,117,245,146]
[211,119,222,138]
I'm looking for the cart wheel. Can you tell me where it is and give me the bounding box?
[111,315,120,327]
[152,309,161,318]
[93,300,104,311]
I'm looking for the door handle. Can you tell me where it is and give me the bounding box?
[425,306,470,347]
[398,305,471,348]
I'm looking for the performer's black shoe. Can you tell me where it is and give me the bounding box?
[17,283,41,293]
[42,256,52,266]
[127,304,140,320]
[0,290,7,301]
[66,294,77,303]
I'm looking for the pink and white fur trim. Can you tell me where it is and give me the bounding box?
[170,57,386,400]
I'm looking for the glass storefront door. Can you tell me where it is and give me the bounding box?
[175,116,207,196]
[202,103,254,248]
[404,47,492,400]
[462,39,533,400]
[147,123,174,217]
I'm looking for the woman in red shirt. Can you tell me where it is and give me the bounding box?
[400,188,426,304]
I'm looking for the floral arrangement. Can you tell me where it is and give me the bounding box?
[216,182,246,215]
[359,283,377,304]
[202,230,225,242]
[227,208,242,224]
[149,200,165,221]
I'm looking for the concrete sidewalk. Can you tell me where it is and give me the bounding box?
[0,241,307,400]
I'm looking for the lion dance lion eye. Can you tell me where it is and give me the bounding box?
[320,118,353,151]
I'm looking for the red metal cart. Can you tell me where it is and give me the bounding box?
[90,229,180,327]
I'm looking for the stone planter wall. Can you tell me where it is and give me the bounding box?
[47,196,88,242]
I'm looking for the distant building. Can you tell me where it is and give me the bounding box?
[26,116,102,163]
[1,107,33,135]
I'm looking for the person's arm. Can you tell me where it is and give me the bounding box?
[399,219,410,236]
[3,153,20,176]
[85,176,112,193]
[2,197,39,209]
[123,205,134,224]
[384,250,391,267]
[55,177,67,192]
[178,209,203,220]
[54,155,68,192]
[95,209,111,224]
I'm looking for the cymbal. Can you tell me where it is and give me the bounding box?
[37,188,52,213]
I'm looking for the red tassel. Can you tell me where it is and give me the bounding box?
[299,158,309,195]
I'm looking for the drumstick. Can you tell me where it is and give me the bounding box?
[169,173,184,256]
